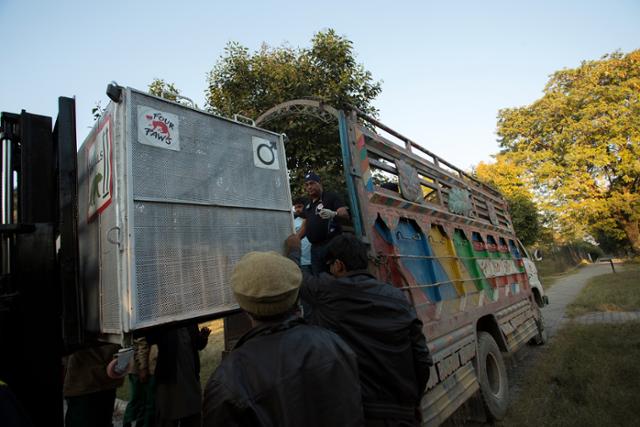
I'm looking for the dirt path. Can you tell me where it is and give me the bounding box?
[540,263,619,337]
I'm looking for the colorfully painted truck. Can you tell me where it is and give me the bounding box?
[255,99,548,425]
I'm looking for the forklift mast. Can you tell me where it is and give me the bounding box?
[0,97,81,427]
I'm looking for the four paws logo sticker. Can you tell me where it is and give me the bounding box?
[137,106,180,151]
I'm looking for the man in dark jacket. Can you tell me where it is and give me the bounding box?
[286,234,432,426]
[147,324,210,427]
[63,343,124,427]
[202,251,364,427]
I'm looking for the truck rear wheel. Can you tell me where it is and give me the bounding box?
[475,331,509,420]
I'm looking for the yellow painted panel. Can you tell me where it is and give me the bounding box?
[428,225,469,296]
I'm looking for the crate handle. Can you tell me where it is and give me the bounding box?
[106,226,123,252]
[233,114,256,126]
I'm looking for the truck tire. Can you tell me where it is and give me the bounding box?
[475,331,509,420]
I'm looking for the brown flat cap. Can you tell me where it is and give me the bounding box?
[231,251,302,316]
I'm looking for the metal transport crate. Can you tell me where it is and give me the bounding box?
[78,87,292,342]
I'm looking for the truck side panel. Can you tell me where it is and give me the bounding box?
[341,114,539,424]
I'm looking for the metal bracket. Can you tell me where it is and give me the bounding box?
[174,94,196,108]
[233,114,256,126]
[106,226,124,252]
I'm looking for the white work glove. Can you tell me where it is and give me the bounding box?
[318,208,337,220]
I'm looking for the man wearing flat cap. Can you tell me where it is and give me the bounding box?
[297,171,349,275]
[202,251,364,427]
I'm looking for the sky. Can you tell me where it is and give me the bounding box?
[1,0,638,170]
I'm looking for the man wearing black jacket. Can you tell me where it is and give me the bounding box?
[286,234,432,426]
[147,323,210,427]
[203,251,364,427]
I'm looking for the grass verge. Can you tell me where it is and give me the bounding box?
[540,275,558,290]
[536,257,580,283]
[198,319,225,387]
[501,322,640,426]
[539,264,582,290]
[566,265,640,318]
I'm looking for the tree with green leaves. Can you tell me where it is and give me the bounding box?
[475,157,541,246]
[205,29,381,198]
[148,78,181,101]
[496,50,640,253]
[506,194,541,247]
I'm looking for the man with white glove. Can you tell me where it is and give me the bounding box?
[296,172,349,274]
[318,208,337,220]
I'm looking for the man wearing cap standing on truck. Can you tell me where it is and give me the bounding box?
[202,251,364,427]
[297,172,349,275]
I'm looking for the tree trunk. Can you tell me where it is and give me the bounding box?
[567,245,580,263]
[621,219,640,255]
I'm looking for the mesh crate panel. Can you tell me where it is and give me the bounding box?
[127,92,292,327]
[133,201,292,324]
[130,92,289,211]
